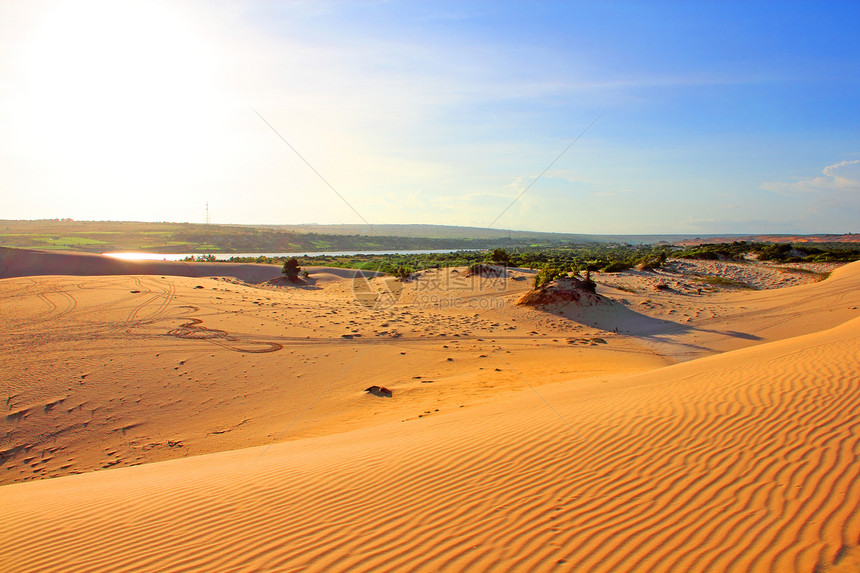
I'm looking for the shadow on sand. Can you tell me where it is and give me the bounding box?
[548,298,762,356]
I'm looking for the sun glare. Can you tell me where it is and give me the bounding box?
[11,0,225,187]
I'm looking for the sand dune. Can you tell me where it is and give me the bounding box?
[1,316,858,572]
[0,266,671,484]
[0,246,374,283]
[1,250,859,572]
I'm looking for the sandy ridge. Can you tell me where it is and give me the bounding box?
[2,253,859,572]
[0,246,382,283]
[1,314,858,572]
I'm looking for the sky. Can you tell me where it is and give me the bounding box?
[1,0,858,234]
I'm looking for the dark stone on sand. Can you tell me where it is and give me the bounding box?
[365,385,393,397]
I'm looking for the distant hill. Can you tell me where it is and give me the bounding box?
[0,220,581,253]
[253,223,578,240]
[1,220,856,254]
[673,233,860,245]
[246,224,794,245]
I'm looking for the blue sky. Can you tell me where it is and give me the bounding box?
[1,0,858,233]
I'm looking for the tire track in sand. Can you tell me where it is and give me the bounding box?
[166,306,282,353]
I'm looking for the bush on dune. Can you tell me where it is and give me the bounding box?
[601,262,632,273]
[488,248,511,265]
[282,257,302,281]
[534,266,567,288]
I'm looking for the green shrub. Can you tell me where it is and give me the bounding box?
[394,265,413,281]
[693,275,752,289]
[534,266,566,288]
[489,248,510,265]
[637,251,668,270]
[683,250,720,260]
[282,257,301,281]
[601,262,631,273]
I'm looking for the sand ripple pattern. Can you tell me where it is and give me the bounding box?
[1,320,858,572]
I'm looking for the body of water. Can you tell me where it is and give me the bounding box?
[102,249,478,261]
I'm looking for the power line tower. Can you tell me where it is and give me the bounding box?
[206,202,210,225]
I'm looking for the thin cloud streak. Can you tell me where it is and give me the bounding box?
[762,160,860,196]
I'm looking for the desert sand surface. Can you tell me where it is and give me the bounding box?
[0,246,372,283]
[1,249,859,572]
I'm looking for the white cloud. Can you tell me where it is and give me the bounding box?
[762,160,860,195]
[757,159,860,233]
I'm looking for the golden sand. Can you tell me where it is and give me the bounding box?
[1,249,858,572]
